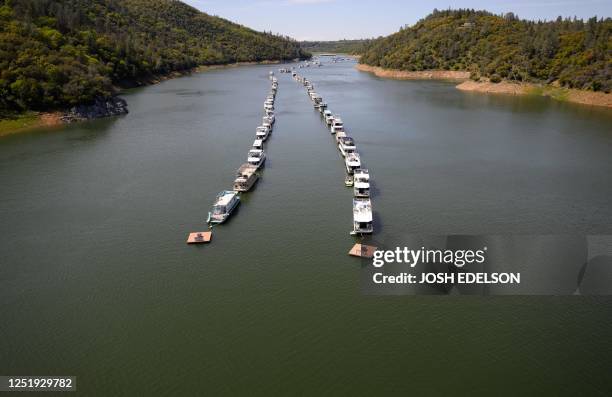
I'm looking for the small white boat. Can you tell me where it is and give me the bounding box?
[353,168,370,197]
[264,103,274,112]
[345,152,361,174]
[345,175,354,187]
[247,149,266,169]
[324,111,335,125]
[207,191,240,224]
[252,139,263,150]
[338,136,356,157]
[331,117,344,134]
[233,164,259,192]
[317,102,328,112]
[263,121,272,132]
[256,126,269,141]
[351,198,373,235]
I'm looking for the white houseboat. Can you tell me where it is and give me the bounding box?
[351,198,373,235]
[255,127,269,141]
[252,139,263,150]
[207,191,240,224]
[331,117,344,133]
[353,168,370,197]
[337,136,356,157]
[247,149,266,169]
[345,152,361,174]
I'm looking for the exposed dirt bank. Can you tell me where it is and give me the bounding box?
[357,64,611,108]
[356,64,470,80]
[457,80,612,108]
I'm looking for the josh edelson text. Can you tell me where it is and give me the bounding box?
[371,246,521,285]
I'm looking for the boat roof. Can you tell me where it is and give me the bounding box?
[324,110,332,115]
[215,191,238,206]
[236,163,258,176]
[353,199,373,222]
[253,139,263,145]
[346,153,361,163]
[249,149,263,154]
[355,181,370,188]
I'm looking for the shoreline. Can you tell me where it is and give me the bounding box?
[0,59,288,137]
[356,64,611,108]
[355,64,470,80]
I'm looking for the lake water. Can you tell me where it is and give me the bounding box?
[2,60,612,395]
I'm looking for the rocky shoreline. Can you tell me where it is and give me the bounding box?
[61,96,129,123]
[356,64,612,108]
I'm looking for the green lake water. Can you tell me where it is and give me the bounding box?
[1,60,612,395]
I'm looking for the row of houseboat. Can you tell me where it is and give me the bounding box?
[292,72,373,236]
[206,73,279,225]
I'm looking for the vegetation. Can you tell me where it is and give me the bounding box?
[360,9,611,92]
[300,39,374,55]
[0,0,309,116]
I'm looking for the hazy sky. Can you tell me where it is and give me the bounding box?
[183,0,611,40]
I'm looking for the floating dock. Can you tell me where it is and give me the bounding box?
[187,231,212,244]
[348,243,378,258]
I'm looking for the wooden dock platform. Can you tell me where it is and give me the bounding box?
[348,243,378,258]
[187,231,212,244]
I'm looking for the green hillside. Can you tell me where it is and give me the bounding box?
[0,0,309,115]
[360,9,611,92]
[300,39,374,54]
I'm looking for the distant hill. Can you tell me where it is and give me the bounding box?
[0,0,309,115]
[359,9,611,92]
[300,39,374,55]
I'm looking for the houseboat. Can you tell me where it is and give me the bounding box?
[353,169,370,198]
[233,164,259,192]
[247,149,266,169]
[331,117,344,134]
[345,152,361,174]
[338,136,356,157]
[351,198,373,235]
[324,111,335,125]
[207,191,240,224]
[255,126,269,141]
[252,139,263,150]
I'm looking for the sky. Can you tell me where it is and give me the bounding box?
[183,0,611,40]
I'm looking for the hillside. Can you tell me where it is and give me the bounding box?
[359,9,611,92]
[300,39,374,55]
[0,0,309,116]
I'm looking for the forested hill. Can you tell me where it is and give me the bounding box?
[360,9,611,92]
[0,0,309,115]
[300,39,374,55]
